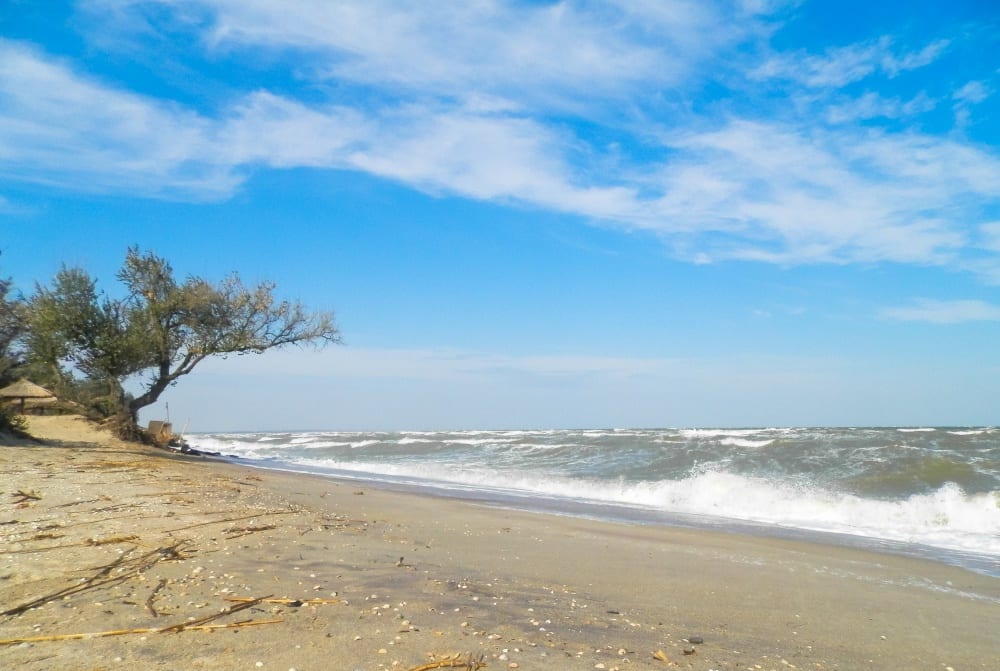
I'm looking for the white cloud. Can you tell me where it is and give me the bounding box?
[954,80,990,105]
[218,92,372,168]
[881,299,1000,324]
[880,38,949,76]
[4,4,999,275]
[952,80,991,129]
[651,121,991,264]
[825,91,936,124]
[4,38,998,270]
[0,39,237,198]
[753,37,949,89]
[345,104,640,217]
[85,0,727,110]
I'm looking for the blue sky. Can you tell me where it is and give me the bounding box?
[2,1,999,430]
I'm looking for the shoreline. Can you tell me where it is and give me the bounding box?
[205,450,1000,581]
[2,416,999,670]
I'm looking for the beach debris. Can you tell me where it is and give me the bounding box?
[652,649,671,664]
[686,635,704,645]
[1,540,193,617]
[145,578,169,617]
[11,489,42,504]
[31,531,62,540]
[166,510,296,534]
[224,597,342,606]
[84,534,140,546]
[223,523,277,539]
[0,618,283,646]
[682,647,696,656]
[158,594,271,632]
[407,652,487,671]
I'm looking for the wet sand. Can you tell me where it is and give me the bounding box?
[2,415,998,670]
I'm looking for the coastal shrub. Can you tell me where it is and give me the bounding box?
[24,247,341,436]
[0,405,28,437]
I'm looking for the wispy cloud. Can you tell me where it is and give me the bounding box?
[825,91,936,124]
[752,37,949,88]
[954,80,991,105]
[652,121,989,264]
[953,80,992,129]
[3,2,999,277]
[881,299,1000,324]
[0,39,236,198]
[82,0,735,110]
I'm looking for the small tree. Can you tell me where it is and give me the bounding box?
[28,247,341,433]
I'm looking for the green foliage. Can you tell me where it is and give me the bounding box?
[25,247,341,429]
[0,264,27,386]
[0,405,28,436]
[27,266,147,412]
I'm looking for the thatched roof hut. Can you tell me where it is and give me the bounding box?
[0,379,57,413]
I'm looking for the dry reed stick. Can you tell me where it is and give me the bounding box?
[0,619,283,646]
[224,597,342,605]
[157,595,270,633]
[408,654,487,671]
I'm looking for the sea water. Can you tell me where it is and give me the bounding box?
[190,427,1000,576]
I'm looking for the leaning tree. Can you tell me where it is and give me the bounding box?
[27,247,341,434]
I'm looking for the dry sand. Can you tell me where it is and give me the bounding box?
[1,415,998,670]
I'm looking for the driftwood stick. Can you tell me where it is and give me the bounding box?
[157,595,271,633]
[408,654,488,671]
[165,511,296,534]
[1,549,136,617]
[0,619,284,646]
[224,596,342,605]
[2,541,192,617]
[84,534,140,546]
[11,490,42,503]
[145,578,169,617]
[223,524,277,539]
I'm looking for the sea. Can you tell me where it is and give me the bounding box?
[190,426,1000,578]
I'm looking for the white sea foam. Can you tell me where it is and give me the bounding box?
[194,428,1000,564]
[898,428,937,433]
[445,437,523,446]
[290,440,348,449]
[238,453,1000,558]
[719,438,774,448]
[679,428,768,438]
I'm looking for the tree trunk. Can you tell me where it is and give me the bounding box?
[127,368,174,427]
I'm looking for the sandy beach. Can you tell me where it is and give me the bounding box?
[2,416,998,670]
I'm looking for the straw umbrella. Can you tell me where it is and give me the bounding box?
[0,379,56,413]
